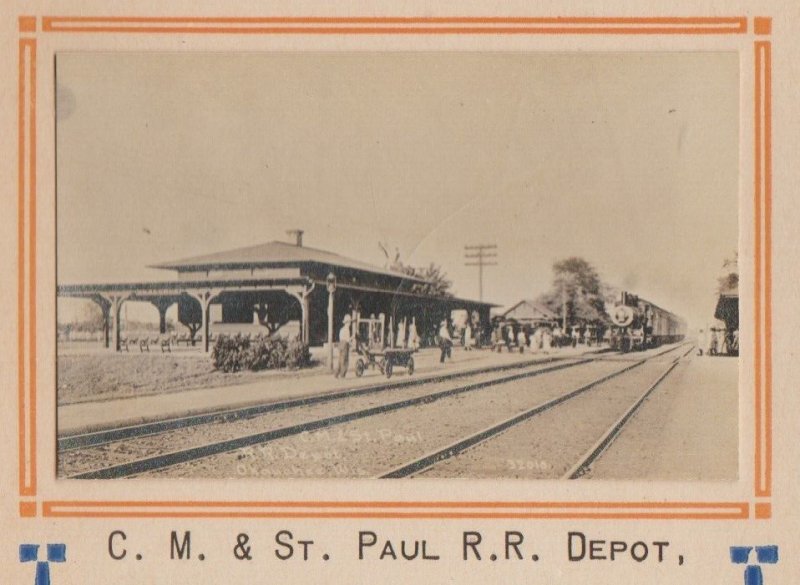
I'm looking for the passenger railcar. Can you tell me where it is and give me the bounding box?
[608,292,686,352]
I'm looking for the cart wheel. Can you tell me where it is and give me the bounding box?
[355,359,365,377]
[385,362,393,379]
[407,357,415,375]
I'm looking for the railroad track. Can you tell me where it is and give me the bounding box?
[378,342,692,478]
[64,344,689,480]
[64,353,607,479]
[59,352,594,452]
[563,344,695,479]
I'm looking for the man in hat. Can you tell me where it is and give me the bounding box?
[439,319,453,363]
[335,314,353,378]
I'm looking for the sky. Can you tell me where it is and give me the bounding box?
[56,52,738,329]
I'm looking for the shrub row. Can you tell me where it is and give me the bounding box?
[211,334,312,373]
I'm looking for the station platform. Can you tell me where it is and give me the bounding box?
[58,345,601,436]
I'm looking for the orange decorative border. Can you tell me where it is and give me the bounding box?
[41,15,748,35]
[754,38,772,499]
[43,500,749,520]
[17,22,36,505]
[17,14,771,520]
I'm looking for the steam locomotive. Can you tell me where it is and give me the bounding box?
[608,292,686,352]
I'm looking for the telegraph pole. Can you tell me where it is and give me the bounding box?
[464,244,498,302]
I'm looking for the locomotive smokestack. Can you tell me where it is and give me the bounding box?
[287,229,304,247]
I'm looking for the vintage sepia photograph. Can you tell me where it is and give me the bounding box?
[55,51,739,481]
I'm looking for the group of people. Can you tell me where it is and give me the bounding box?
[697,327,739,357]
[334,314,601,379]
[440,318,491,361]
[334,314,422,378]
[489,324,555,354]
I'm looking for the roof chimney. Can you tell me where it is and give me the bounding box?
[286,229,304,247]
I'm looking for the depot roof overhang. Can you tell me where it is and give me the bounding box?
[58,239,497,308]
[149,240,432,285]
[57,277,497,309]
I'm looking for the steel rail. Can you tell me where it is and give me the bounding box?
[66,355,602,479]
[563,344,695,479]
[59,352,597,452]
[377,342,690,479]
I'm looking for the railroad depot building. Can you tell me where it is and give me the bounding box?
[714,280,739,333]
[497,299,559,329]
[57,233,495,352]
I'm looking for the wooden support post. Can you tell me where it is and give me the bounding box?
[103,305,110,348]
[201,298,209,352]
[288,283,315,346]
[100,293,129,352]
[151,299,174,335]
[188,291,217,353]
[327,290,335,371]
[113,298,121,352]
[90,295,112,348]
[300,294,310,345]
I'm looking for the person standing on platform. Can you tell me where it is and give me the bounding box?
[464,322,474,351]
[396,319,406,348]
[335,314,352,378]
[410,318,420,350]
[439,319,453,363]
[504,324,513,352]
[530,327,541,354]
[709,329,719,356]
[517,328,527,354]
[542,327,553,354]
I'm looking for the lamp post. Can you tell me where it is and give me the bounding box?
[326,273,336,371]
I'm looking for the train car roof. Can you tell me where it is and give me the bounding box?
[621,291,686,324]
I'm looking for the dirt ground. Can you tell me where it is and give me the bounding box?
[419,356,678,479]
[139,360,627,479]
[59,359,570,477]
[585,353,738,480]
[57,353,323,405]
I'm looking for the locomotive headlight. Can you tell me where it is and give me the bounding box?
[611,305,635,327]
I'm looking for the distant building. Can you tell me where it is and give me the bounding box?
[499,299,559,327]
[714,281,739,332]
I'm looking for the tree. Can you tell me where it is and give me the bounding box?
[717,252,739,294]
[536,257,607,327]
[410,262,453,297]
[75,300,105,332]
[378,242,453,297]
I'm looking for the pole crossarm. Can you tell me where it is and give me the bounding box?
[464,243,499,302]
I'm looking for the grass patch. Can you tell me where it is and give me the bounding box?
[57,353,321,405]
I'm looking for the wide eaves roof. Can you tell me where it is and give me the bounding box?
[150,240,428,283]
[502,299,559,320]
